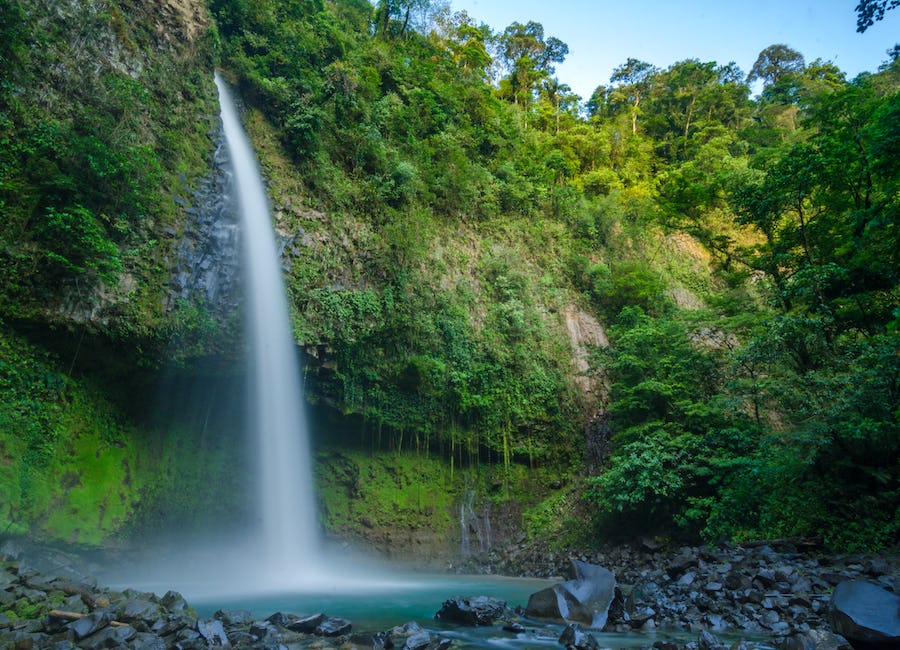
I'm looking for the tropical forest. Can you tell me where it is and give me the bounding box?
[1,0,898,574]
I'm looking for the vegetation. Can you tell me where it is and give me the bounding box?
[0,0,897,551]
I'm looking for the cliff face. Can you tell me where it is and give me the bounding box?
[1,0,219,333]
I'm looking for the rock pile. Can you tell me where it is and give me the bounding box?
[465,542,899,636]
[0,554,362,649]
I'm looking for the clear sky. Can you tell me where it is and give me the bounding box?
[448,0,899,100]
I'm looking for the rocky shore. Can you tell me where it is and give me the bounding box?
[457,539,899,638]
[1,538,897,650]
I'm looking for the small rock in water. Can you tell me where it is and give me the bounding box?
[404,630,434,650]
[435,595,510,626]
[698,629,724,650]
[315,615,352,636]
[558,623,600,650]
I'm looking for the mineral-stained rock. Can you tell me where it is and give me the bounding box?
[525,561,616,629]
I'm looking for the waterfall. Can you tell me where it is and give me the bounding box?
[215,73,319,579]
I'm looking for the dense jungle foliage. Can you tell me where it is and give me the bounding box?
[0,0,898,551]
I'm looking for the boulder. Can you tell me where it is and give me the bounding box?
[435,596,510,626]
[525,560,616,629]
[828,581,900,650]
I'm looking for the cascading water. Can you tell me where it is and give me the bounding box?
[214,73,319,581]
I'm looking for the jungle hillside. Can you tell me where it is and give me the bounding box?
[0,0,898,555]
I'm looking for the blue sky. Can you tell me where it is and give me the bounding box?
[448,0,899,100]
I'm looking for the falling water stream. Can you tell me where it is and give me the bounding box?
[215,73,319,583]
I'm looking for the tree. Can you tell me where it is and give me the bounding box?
[375,0,447,38]
[856,0,900,31]
[498,21,568,106]
[747,44,805,87]
[609,58,657,134]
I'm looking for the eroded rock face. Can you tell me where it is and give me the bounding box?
[828,581,900,650]
[525,560,616,628]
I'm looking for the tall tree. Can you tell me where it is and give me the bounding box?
[609,58,657,134]
[747,44,805,87]
[498,21,568,106]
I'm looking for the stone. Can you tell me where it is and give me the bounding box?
[828,581,900,650]
[68,610,112,640]
[160,591,189,613]
[197,618,229,645]
[698,629,724,650]
[435,596,510,626]
[349,631,393,650]
[285,613,326,632]
[250,620,279,641]
[404,630,434,650]
[558,623,600,650]
[130,632,168,650]
[267,612,295,628]
[214,609,253,626]
[120,598,163,624]
[77,624,138,650]
[524,561,616,629]
[315,616,352,636]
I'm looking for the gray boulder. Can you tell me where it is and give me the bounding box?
[525,560,616,629]
[435,596,510,626]
[828,581,900,650]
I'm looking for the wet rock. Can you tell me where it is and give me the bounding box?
[130,632,168,650]
[558,623,600,650]
[698,629,724,650]
[78,624,138,649]
[68,610,113,640]
[349,631,393,650]
[285,612,326,633]
[160,590,190,614]
[525,561,616,628]
[197,617,229,645]
[435,595,510,626]
[267,612,295,628]
[828,581,900,650]
[214,609,253,626]
[250,620,279,640]
[404,630,434,650]
[315,615,352,636]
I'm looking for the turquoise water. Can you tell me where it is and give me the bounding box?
[192,574,552,629]
[187,573,762,650]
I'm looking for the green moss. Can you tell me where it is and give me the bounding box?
[316,449,456,534]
